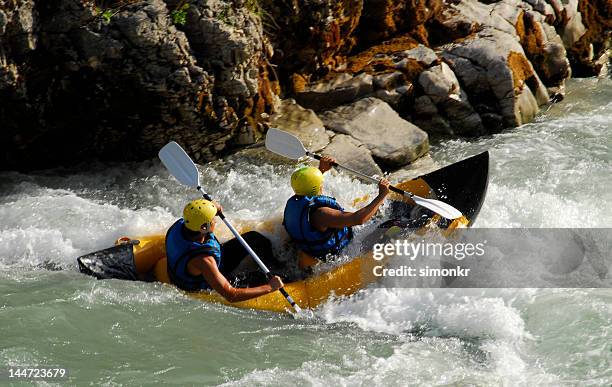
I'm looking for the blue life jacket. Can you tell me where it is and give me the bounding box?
[165,219,221,291]
[283,195,353,259]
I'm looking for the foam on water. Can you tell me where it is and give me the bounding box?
[0,77,610,385]
[220,334,560,386]
[0,187,174,269]
[318,288,528,339]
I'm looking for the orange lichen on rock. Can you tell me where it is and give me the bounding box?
[334,0,363,52]
[290,73,309,93]
[345,35,419,73]
[515,11,547,81]
[245,58,278,135]
[507,51,537,93]
[304,0,363,71]
[515,11,545,55]
[358,0,405,43]
[318,19,344,69]
[568,0,612,75]
[411,24,430,46]
[357,0,442,44]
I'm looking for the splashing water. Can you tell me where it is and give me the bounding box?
[0,78,611,385]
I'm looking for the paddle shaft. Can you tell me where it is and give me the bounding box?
[307,152,413,198]
[196,187,300,311]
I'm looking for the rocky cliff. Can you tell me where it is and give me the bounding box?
[0,0,609,171]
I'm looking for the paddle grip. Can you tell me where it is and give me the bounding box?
[266,273,300,310]
[198,188,214,202]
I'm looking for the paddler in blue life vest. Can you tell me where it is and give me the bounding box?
[165,199,285,302]
[283,156,391,268]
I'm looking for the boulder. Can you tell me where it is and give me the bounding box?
[490,0,529,27]
[417,62,485,135]
[269,99,330,152]
[295,68,417,111]
[594,49,610,78]
[431,0,517,43]
[559,0,611,76]
[321,134,383,177]
[400,45,439,67]
[228,143,296,166]
[294,40,437,112]
[320,97,429,168]
[296,73,375,111]
[440,28,549,129]
[412,95,453,134]
[524,0,556,21]
[559,0,587,48]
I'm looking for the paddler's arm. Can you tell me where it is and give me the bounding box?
[311,178,391,230]
[190,256,284,303]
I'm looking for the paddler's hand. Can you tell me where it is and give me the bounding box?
[319,156,336,173]
[378,178,391,197]
[268,275,284,291]
[213,201,223,215]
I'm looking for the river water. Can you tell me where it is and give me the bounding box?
[0,77,610,385]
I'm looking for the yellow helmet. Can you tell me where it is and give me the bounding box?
[183,199,217,231]
[291,166,323,196]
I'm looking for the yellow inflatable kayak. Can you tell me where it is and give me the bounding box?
[77,152,489,313]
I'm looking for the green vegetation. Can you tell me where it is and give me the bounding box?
[92,0,188,26]
[245,0,263,18]
[101,8,114,24]
[92,1,142,24]
[218,6,231,26]
[171,3,190,26]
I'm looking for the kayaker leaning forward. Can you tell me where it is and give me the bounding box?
[283,156,391,267]
[165,199,284,302]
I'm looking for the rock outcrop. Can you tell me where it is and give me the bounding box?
[0,0,609,171]
[272,0,608,138]
[0,0,276,170]
[440,28,550,129]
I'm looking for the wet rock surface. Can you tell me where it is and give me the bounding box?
[268,99,330,152]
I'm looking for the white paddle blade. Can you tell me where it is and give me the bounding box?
[412,195,463,220]
[159,141,200,188]
[265,128,308,160]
